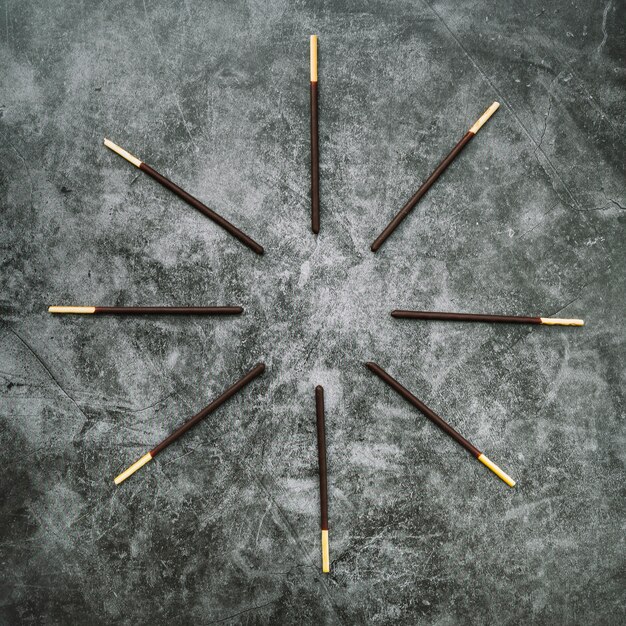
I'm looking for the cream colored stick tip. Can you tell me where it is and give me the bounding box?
[48,306,96,314]
[540,318,585,326]
[469,101,500,134]
[310,35,318,82]
[114,452,152,485]
[103,138,142,168]
[321,529,330,573]
[477,453,516,488]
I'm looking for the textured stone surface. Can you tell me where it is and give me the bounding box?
[1,1,624,624]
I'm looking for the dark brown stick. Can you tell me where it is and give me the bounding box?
[150,363,265,456]
[391,310,540,324]
[114,362,266,485]
[311,83,320,233]
[49,305,243,315]
[365,362,480,457]
[139,163,264,255]
[391,310,585,327]
[310,36,320,234]
[315,384,330,572]
[365,362,517,487]
[103,139,263,254]
[371,102,500,252]
[371,132,473,252]
[94,306,243,315]
[315,385,328,530]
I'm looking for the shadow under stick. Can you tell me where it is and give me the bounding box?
[315,385,330,573]
[371,102,500,252]
[114,363,265,485]
[365,362,515,487]
[310,35,320,234]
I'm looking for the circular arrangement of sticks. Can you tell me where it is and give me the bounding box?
[48,36,585,575]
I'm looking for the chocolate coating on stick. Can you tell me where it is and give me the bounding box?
[93,306,243,315]
[315,386,328,530]
[150,363,265,456]
[310,81,320,234]
[139,162,264,255]
[365,362,481,458]
[391,310,541,324]
[371,132,474,251]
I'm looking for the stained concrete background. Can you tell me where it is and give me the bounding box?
[1,0,625,623]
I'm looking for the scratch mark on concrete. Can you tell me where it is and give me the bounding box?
[596,1,612,55]
[141,0,196,148]
[535,97,552,154]
[4,325,90,424]
[206,600,277,625]
[422,1,585,212]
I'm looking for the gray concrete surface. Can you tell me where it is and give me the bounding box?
[1,1,624,624]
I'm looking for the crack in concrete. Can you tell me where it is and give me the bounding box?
[4,325,90,425]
